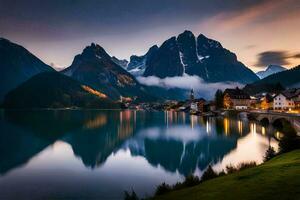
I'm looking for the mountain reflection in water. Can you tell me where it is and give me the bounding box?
[0,110,279,199]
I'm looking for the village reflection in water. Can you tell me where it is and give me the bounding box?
[0,110,281,199]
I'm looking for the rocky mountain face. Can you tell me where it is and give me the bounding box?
[127,45,158,76]
[62,43,156,101]
[111,56,128,68]
[0,38,54,102]
[127,31,259,84]
[256,65,286,79]
[3,72,120,109]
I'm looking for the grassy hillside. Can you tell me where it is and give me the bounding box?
[154,150,300,200]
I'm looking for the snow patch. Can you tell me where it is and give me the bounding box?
[179,51,187,74]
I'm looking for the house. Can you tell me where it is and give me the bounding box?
[197,98,206,113]
[188,89,207,114]
[273,89,300,110]
[223,87,251,110]
[260,93,274,110]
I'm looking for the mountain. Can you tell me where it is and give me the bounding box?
[127,45,159,76]
[127,30,259,84]
[111,56,128,68]
[3,72,120,109]
[0,38,54,102]
[244,65,300,95]
[62,43,156,101]
[256,65,286,79]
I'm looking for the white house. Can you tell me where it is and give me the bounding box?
[273,89,300,110]
[190,102,198,112]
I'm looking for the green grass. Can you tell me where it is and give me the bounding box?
[153,150,300,200]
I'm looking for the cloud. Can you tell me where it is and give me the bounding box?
[255,51,290,67]
[137,74,242,99]
[244,45,257,50]
[255,50,300,68]
[49,62,64,71]
[197,0,297,33]
[293,53,300,59]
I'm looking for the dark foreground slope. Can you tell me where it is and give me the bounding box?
[154,150,300,200]
[3,72,119,109]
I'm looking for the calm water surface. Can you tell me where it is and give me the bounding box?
[0,110,280,200]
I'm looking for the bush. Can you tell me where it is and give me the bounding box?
[273,119,300,154]
[183,175,201,187]
[124,190,139,200]
[201,165,218,182]
[172,175,201,190]
[218,170,226,177]
[226,164,238,174]
[238,161,257,170]
[226,161,257,174]
[264,146,276,162]
[155,182,172,196]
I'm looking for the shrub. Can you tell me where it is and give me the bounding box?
[218,170,226,177]
[238,161,257,170]
[124,190,139,200]
[155,182,172,196]
[226,161,257,174]
[182,175,201,187]
[172,174,201,190]
[201,165,218,182]
[264,146,276,162]
[226,164,238,174]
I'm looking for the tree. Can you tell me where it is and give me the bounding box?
[124,190,139,200]
[215,89,224,109]
[201,165,218,182]
[155,182,172,196]
[264,146,276,162]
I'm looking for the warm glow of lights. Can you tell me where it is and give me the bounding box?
[260,97,270,110]
[120,96,132,103]
[224,118,229,135]
[118,111,134,140]
[275,131,283,139]
[223,94,232,109]
[84,114,107,129]
[238,120,243,135]
[189,115,198,129]
[250,123,257,135]
[262,126,266,135]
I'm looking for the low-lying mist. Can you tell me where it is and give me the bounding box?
[137,74,243,99]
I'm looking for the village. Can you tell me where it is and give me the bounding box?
[124,87,300,115]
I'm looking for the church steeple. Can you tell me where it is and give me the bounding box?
[190,89,194,101]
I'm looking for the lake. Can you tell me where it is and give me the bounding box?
[0,110,281,200]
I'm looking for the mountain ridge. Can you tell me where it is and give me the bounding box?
[127,30,259,84]
[244,65,300,95]
[62,43,157,102]
[256,65,286,79]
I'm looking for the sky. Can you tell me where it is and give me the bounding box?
[0,0,299,71]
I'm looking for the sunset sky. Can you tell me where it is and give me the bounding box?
[0,0,299,72]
